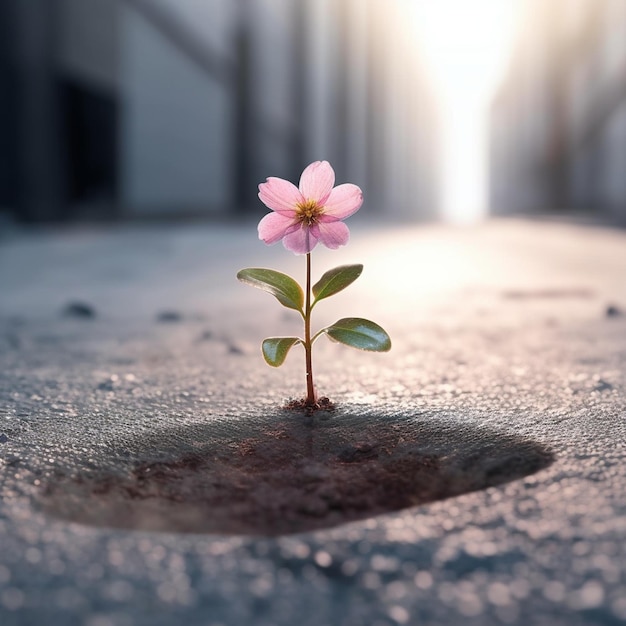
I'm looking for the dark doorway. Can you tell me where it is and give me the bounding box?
[59,79,119,219]
[0,3,18,215]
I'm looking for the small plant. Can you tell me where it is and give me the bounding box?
[237,161,391,409]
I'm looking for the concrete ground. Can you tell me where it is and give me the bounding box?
[0,218,625,625]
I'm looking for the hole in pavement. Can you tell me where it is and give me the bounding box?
[37,413,553,536]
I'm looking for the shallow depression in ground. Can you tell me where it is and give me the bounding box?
[37,411,553,535]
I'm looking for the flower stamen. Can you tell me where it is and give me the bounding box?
[296,199,323,225]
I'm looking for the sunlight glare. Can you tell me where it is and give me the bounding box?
[410,0,521,223]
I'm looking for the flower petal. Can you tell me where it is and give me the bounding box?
[321,184,363,220]
[258,212,297,245]
[315,221,350,250]
[283,224,318,255]
[299,161,335,204]
[258,177,303,215]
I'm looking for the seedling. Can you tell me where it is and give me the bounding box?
[237,161,391,408]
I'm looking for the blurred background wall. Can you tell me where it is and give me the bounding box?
[489,0,626,223]
[0,0,440,224]
[2,0,626,228]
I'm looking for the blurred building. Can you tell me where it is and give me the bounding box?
[0,0,439,224]
[489,0,626,222]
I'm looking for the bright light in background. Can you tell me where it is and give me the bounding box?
[411,0,522,223]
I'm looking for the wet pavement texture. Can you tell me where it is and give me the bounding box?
[0,218,625,625]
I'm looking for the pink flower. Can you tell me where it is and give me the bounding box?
[257,161,363,255]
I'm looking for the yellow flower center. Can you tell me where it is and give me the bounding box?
[296,199,324,225]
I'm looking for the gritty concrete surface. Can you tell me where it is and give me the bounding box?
[0,218,626,625]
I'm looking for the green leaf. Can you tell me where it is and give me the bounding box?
[237,268,304,313]
[323,317,391,352]
[312,264,363,303]
[262,337,301,367]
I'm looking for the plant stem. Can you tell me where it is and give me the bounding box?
[304,252,316,406]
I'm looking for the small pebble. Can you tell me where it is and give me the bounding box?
[156,311,182,323]
[593,379,613,392]
[63,302,96,319]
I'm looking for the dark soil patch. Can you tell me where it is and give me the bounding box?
[38,414,553,536]
[284,396,336,415]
